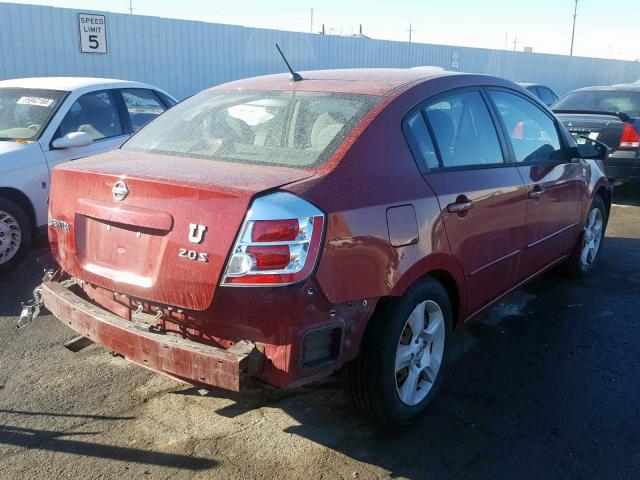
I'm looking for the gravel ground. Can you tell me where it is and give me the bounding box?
[0,190,639,480]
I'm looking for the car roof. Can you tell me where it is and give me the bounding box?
[0,76,158,92]
[212,67,458,96]
[517,82,553,90]
[571,84,640,92]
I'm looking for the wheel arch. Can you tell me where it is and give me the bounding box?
[595,184,612,220]
[0,187,36,229]
[389,253,467,328]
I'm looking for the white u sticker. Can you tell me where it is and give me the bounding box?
[188,224,207,244]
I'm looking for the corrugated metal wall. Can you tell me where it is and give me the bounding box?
[1,2,640,99]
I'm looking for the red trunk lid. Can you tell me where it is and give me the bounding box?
[48,151,315,310]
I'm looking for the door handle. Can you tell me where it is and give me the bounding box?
[447,199,475,214]
[528,186,545,199]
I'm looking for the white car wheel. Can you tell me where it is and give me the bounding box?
[0,209,22,265]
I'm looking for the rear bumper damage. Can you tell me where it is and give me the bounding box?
[42,281,263,391]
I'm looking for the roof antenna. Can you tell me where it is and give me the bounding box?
[275,43,303,82]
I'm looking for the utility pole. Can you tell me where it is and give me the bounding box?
[406,23,414,43]
[513,36,518,51]
[128,0,133,14]
[570,0,578,56]
[504,32,508,50]
[310,8,314,34]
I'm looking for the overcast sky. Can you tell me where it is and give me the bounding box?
[5,0,640,61]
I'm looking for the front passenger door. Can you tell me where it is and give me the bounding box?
[487,89,587,280]
[44,89,128,171]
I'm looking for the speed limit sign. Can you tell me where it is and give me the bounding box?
[78,13,107,54]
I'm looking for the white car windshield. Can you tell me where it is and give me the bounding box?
[123,90,379,168]
[0,88,67,141]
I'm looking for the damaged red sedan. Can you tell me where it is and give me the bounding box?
[40,68,611,426]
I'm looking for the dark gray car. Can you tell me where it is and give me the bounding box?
[553,84,640,186]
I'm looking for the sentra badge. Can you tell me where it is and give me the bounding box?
[48,217,70,232]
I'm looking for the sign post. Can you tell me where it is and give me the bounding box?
[78,13,107,54]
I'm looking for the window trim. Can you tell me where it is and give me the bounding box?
[402,86,512,174]
[50,88,127,148]
[483,86,570,166]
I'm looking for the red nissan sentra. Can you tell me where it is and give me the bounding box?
[42,68,611,426]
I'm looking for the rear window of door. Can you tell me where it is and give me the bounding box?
[56,90,123,141]
[537,87,556,106]
[488,90,564,163]
[121,89,167,132]
[423,90,505,168]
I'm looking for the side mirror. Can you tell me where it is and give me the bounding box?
[575,136,610,161]
[51,131,93,149]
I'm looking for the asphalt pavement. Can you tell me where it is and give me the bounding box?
[0,187,638,479]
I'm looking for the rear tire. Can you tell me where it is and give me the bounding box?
[346,277,453,428]
[0,198,32,272]
[560,195,607,278]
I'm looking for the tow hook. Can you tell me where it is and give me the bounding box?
[16,269,67,329]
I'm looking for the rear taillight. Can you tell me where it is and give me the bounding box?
[221,192,325,286]
[620,123,640,148]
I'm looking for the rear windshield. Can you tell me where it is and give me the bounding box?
[123,90,379,168]
[553,90,640,117]
[0,88,67,140]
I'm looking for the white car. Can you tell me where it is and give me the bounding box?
[0,77,176,270]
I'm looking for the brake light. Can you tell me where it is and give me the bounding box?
[620,123,640,148]
[251,219,299,242]
[221,192,325,286]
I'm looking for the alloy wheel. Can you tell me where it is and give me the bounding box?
[580,207,603,267]
[395,299,446,406]
[0,209,22,265]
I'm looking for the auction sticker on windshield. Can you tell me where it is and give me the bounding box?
[17,96,54,107]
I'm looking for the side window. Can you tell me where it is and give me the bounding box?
[489,90,563,163]
[404,110,439,170]
[57,90,123,140]
[537,87,556,106]
[528,86,542,100]
[121,89,166,132]
[156,91,177,108]
[424,90,504,168]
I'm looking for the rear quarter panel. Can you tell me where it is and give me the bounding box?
[286,75,513,323]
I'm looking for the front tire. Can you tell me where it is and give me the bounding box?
[0,198,32,272]
[561,195,607,278]
[346,277,453,428]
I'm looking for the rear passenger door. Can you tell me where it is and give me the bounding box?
[486,89,587,280]
[404,88,528,316]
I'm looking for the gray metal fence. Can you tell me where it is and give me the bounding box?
[1,2,639,99]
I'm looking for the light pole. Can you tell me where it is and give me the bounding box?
[406,23,414,43]
[570,0,578,56]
